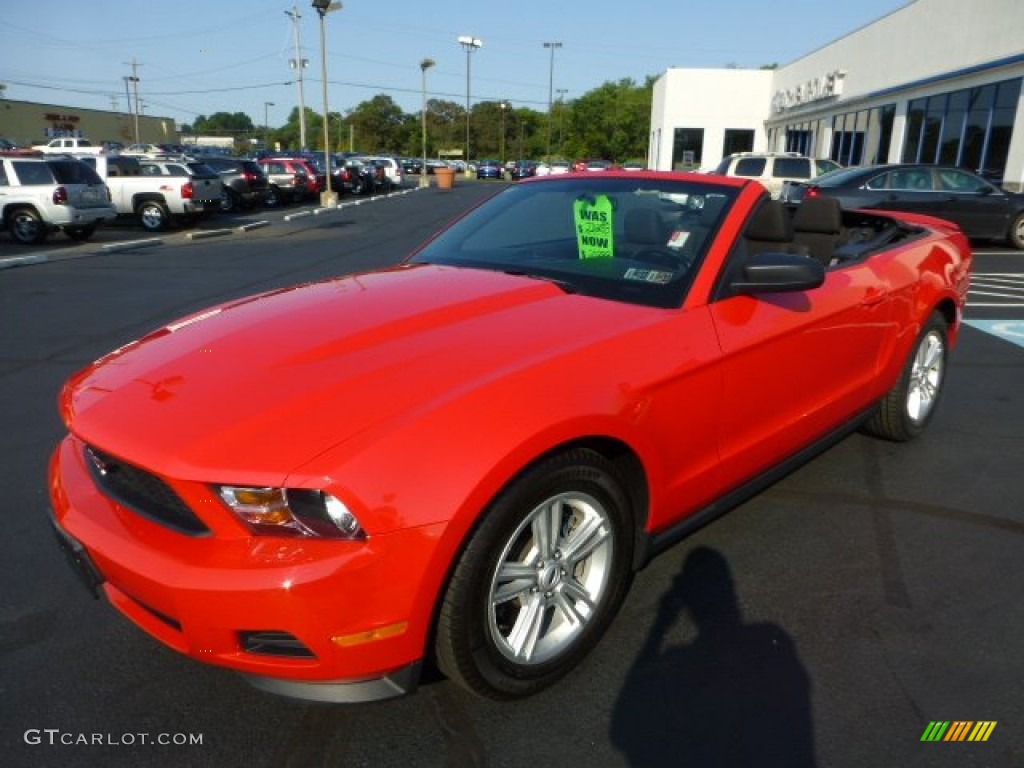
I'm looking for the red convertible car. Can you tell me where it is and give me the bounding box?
[50,172,971,703]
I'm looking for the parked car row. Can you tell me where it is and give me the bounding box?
[0,150,408,245]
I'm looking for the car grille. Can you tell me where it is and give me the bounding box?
[84,445,210,535]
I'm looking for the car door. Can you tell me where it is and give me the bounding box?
[933,168,1010,239]
[708,225,894,485]
[863,168,945,218]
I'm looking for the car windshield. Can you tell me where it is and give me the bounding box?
[814,166,873,188]
[47,160,104,185]
[409,176,738,309]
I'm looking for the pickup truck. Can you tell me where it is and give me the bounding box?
[81,155,221,231]
[32,138,105,155]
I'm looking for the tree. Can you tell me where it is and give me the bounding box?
[563,79,652,162]
[191,112,255,136]
[348,94,406,153]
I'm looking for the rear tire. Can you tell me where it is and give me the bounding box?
[864,312,948,441]
[8,208,47,245]
[434,448,634,699]
[1008,212,1024,250]
[137,201,169,232]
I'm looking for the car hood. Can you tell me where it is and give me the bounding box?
[62,264,652,483]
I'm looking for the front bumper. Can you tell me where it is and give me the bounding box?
[49,435,445,702]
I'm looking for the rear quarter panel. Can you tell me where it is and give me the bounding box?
[858,212,971,387]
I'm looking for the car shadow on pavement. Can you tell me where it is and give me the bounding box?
[610,546,817,767]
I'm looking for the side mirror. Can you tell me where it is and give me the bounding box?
[730,252,826,294]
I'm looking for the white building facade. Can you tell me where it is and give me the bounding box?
[649,0,1024,190]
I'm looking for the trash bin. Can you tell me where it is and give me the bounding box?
[435,167,456,190]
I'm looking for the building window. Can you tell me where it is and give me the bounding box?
[785,127,813,155]
[900,77,1020,181]
[938,90,968,164]
[919,93,947,163]
[831,110,867,166]
[672,128,704,170]
[874,104,895,164]
[986,78,1022,182]
[902,99,925,163]
[722,129,754,157]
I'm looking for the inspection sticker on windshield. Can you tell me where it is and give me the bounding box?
[624,268,673,284]
[574,194,615,259]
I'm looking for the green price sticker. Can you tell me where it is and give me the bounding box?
[574,194,615,259]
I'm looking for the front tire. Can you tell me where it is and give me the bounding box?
[220,190,240,213]
[434,449,634,699]
[864,312,948,441]
[137,201,169,232]
[264,185,283,208]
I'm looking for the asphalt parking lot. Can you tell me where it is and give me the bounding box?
[2,182,1022,767]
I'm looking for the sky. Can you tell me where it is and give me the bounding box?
[1,0,913,129]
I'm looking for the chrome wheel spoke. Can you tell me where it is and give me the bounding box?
[506,594,546,661]
[560,514,609,567]
[551,591,588,628]
[558,579,596,619]
[493,561,537,605]
[531,500,561,561]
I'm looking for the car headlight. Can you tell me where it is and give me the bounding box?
[217,486,364,539]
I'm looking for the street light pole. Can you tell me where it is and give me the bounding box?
[457,35,482,176]
[543,42,562,162]
[420,58,435,189]
[264,102,274,149]
[499,101,507,164]
[312,0,341,207]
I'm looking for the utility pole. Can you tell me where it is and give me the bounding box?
[285,6,309,149]
[123,58,142,144]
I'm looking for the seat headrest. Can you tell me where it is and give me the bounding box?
[792,196,842,235]
[744,200,793,242]
[699,195,728,225]
[624,208,665,245]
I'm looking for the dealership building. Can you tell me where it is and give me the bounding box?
[649,0,1024,190]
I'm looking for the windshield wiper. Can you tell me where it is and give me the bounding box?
[502,269,579,294]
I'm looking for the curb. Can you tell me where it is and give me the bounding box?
[101,238,164,252]
[185,229,233,241]
[0,253,49,270]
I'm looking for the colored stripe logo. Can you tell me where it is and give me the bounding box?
[921,721,997,742]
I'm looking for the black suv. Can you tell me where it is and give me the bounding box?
[200,157,270,212]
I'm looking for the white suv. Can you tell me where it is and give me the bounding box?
[0,156,115,244]
[711,152,841,199]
